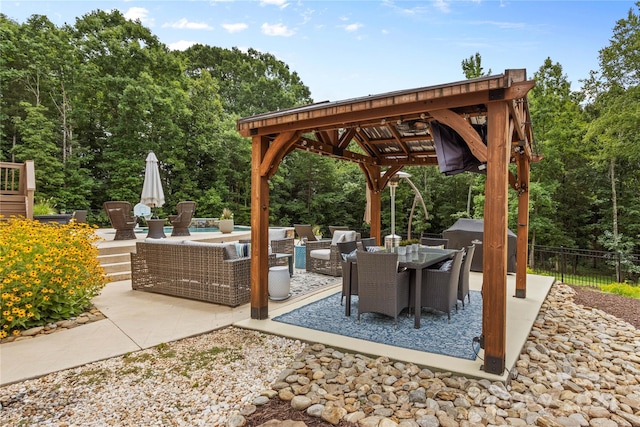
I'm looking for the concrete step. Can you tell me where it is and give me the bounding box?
[98,252,131,265]
[98,243,137,256]
[98,245,134,282]
[107,271,131,282]
[102,261,131,275]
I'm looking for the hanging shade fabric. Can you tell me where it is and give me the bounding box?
[140,151,165,208]
[431,121,486,176]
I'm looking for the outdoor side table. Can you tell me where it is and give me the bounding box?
[294,244,306,269]
[268,266,291,300]
[274,253,294,277]
[146,219,167,239]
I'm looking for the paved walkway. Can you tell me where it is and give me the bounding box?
[1,269,553,386]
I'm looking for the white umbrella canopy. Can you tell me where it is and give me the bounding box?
[140,151,165,215]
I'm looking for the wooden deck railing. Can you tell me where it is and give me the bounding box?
[0,160,36,219]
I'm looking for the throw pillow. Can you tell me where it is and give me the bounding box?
[341,248,358,261]
[235,242,251,258]
[439,260,453,271]
[331,230,356,245]
[223,244,239,260]
[366,246,381,252]
[268,228,286,242]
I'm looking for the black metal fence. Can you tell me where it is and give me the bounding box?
[529,245,640,287]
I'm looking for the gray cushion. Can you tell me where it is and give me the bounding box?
[223,244,238,260]
[268,228,287,241]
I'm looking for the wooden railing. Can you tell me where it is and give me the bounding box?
[0,160,36,219]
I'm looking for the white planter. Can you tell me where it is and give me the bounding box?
[397,246,407,255]
[218,219,234,233]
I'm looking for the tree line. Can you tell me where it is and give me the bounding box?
[1,5,639,256]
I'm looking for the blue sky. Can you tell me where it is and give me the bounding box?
[3,1,635,102]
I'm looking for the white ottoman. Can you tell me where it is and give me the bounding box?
[268,266,291,300]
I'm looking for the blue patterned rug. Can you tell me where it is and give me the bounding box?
[273,291,483,360]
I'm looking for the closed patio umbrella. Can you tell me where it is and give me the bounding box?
[140,151,165,216]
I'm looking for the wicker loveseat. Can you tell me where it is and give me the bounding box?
[131,240,251,307]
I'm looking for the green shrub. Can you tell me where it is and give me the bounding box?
[598,282,640,299]
[33,197,57,215]
[0,218,109,338]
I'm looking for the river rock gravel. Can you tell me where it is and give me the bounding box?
[1,282,639,427]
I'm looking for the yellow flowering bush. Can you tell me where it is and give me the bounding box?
[0,217,109,338]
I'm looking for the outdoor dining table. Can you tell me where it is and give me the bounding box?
[343,247,457,328]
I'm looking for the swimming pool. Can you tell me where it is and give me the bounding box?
[133,225,251,234]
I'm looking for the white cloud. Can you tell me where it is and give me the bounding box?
[261,22,295,37]
[433,0,451,13]
[168,40,197,51]
[124,7,154,26]
[222,23,248,33]
[163,18,213,30]
[344,23,363,32]
[261,0,289,9]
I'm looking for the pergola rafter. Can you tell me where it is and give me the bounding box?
[237,69,537,375]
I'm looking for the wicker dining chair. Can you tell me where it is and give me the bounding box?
[457,244,476,309]
[420,250,464,321]
[359,237,378,251]
[103,201,137,240]
[356,250,411,326]
[337,240,359,305]
[169,201,196,236]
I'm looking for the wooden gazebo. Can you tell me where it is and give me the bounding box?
[236,69,536,374]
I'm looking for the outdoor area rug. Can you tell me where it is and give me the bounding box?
[273,290,483,360]
[286,269,342,300]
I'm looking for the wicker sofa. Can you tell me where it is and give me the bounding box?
[131,240,251,307]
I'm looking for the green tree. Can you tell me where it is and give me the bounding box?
[180,45,313,117]
[461,52,491,79]
[582,2,640,252]
[528,58,589,248]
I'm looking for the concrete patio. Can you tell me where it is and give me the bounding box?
[1,236,553,386]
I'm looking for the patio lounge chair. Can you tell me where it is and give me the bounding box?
[103,201,137,240]
[419,250,464,321]
[169,201,196,236]
[306,230,359,276]
[72,210,87,223]
[458,244,476,308]
[294,224,318,243]
[329,226,349,236]
[421,237,449,248]
[356,250,411,326]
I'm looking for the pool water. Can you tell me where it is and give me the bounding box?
[134,225,250,233]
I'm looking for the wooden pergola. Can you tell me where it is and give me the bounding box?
[236,69,536,374]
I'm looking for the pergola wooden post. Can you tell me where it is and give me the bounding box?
[515,151,531,298]
[239,69,537,374]
[250,135,270,319]
[482,101,510,374]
